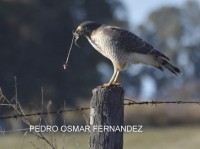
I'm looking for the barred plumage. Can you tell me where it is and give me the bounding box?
[74,21,181,86]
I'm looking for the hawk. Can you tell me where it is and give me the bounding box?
[73,21,180,86]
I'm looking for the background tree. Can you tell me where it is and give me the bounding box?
[0,0,125,107]
[123,1,200,99]
[1,0,200,108]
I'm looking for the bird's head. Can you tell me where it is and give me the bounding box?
[74,21,101,37]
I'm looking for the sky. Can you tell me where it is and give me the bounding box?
[122,0,200,25]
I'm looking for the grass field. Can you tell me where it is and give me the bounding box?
[0,126,199,149]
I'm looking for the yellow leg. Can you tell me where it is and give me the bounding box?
[107,68,117,86]
[102,62,122,87]
[102,67,117,87]
[103,69,121,87]
[113,70,120,84]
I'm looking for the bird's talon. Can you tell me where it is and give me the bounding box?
[101,83,122,88]
[112,83,121,87]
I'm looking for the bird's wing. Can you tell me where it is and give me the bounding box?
[103,26,169,60]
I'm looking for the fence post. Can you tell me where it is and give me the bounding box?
[89,86,124,149]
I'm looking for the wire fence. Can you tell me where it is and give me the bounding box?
[1,99,200,120]
[1,78,200,149]
[1,83,200,149]
[1,77,200,120]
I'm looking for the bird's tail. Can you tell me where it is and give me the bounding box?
[155,57,181,75]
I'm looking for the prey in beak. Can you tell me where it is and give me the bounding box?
[63,21,98,70]
[73,31,80,47]
[63,30,81,70]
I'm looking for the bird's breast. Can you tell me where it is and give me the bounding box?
[88,33,125,62]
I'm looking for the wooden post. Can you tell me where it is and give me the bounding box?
[89,86,124,149]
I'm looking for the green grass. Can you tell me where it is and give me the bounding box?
[0,126,199,149]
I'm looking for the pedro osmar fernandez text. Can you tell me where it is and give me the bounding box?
[30,125,143,133]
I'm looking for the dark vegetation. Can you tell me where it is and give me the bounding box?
[1,0,200,107]
[0,0,123,106]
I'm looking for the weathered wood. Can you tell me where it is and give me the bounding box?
[89,86,124,149]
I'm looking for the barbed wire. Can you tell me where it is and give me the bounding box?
[0,128,30,134]
[1,100,200,120]
[124,100,200,105]
[0,107,90,120]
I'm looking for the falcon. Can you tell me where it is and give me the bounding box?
[73,21,180,86]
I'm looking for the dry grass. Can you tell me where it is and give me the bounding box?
[124,104,200,125]
[124,126,200,149]
[0,126,200,149]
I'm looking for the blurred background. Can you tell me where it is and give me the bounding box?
[0,0,200,148]
[1,0,200,105]
[0,0,200,133]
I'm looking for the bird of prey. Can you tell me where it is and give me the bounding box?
[73,21,180,86]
